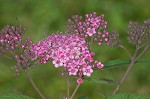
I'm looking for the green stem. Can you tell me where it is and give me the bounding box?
[90,36,94,50]
[70,84,80,99]
[24,71,46,99]
[66,75,70,98]
[112,45,139,94]
[112,45,149,94]
[135,45,149,62]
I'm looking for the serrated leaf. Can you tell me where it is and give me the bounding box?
[0,94,34,99]
[78,96,88,99]
[105,93,150,99]
[86,78,119,85]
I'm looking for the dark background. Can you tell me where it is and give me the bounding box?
[0,0,150,98]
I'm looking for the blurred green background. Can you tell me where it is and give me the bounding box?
[0,0,150,99]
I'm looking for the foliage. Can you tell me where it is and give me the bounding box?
[0,94,34,99]
[105,94,150,99]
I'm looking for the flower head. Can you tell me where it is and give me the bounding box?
[107,31,122,48]
[66,12,109,47]
[30,13,108,84]
[0,25,25,55]
[127,20,150,45]
[30,33,104,83]
[0,24,35,76]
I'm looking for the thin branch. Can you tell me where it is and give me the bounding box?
[112,45,139,94]
[135,45,149,62]
[90,36,94,50]
[24,71,46,99]
[3,55,15,60]
[70,84,80,99]
[66,74,70,98]
[138,43,148,49]
[112,44,149,94]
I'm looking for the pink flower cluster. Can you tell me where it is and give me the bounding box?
[29,12,108,84]
[0,25,25,55]
[66,12,109,46]
[30,34,104,84]
[0,24,37,75]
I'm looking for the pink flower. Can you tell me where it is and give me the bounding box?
[86,28,96,36]
[52,60,63,68]
[105,38,109,42]
[83,66,93,76]
[0,39,4,43]
[5,34,9,38]
[90,17,101,28]
[68,68,78,75]
[77,78,83,84]
[97,62,104,69]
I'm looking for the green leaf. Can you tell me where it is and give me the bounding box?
[97,59,150,70]
[86,78,119,85]
[0,94,34,99]
[102,59,130,69]
[78,96,88,99]
[105,93,150,99]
